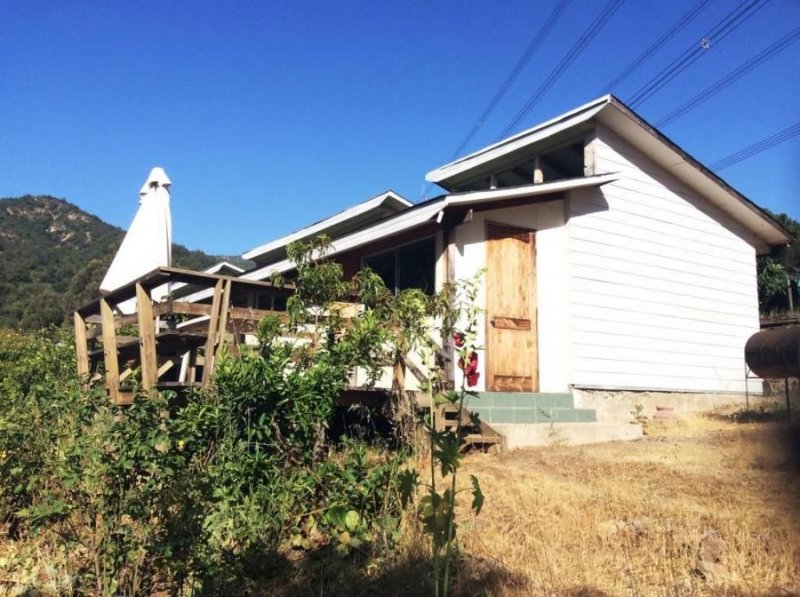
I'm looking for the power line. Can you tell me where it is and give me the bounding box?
[497,0,625,140]
[601,0,714,95]
[710,121,800,171]
[447,0,572,162]
[657,27,800,127]
[627,0,772,108]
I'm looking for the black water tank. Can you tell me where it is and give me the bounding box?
[745,326,800,379]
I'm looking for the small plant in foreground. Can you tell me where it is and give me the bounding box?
[399,271,485,597]
[631,403,649,430]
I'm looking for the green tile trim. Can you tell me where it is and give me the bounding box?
[471,392,575,409]
[457,395,597,425]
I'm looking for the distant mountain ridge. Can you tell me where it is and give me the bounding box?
[0,195,247,329]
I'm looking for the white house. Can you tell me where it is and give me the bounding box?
[239,95,789,429]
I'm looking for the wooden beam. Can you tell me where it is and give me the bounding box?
[229,306,289,322]
[100,298,121,404]
[157,359,175,379]
[73,311,90,388]
[201,280,224,387]
[136,283,157,392]
[167,302,214,317]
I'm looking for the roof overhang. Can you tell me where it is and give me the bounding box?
[242,175,617,281]
[425,95,608,189]
[242,190,412,262]
[426,95,790,253]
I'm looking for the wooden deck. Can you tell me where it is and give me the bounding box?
[73,266,504,448]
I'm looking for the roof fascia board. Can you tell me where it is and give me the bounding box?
[426,95,610,185]
[242,190,413,261]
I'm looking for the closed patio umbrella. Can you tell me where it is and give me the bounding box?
[100,167,173,295]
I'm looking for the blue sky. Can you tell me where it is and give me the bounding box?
[1,0,798,256]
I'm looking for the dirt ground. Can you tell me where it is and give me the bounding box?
[448,413,800,596]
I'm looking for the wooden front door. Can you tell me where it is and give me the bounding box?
[485,222,538,392]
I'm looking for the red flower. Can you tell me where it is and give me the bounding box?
[458,351,479,377]
[452,331,465,348]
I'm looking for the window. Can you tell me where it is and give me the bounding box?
[363,238,436,295]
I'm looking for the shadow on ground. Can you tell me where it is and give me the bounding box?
[208,546,528,596]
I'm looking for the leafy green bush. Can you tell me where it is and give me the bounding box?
[0,235,484,594]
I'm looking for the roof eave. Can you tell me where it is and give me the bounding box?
[241,190,413,261]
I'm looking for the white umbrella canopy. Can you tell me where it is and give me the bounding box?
[100,167,173,295]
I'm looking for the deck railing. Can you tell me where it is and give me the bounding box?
[73,266,293,404]
[73,266,440,404]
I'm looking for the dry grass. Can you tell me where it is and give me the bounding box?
[446,413,800,596]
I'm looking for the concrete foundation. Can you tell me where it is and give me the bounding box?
[493,421,643,449]
[572,388,776,423]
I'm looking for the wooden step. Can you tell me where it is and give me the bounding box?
[432,403,505,451]
[463,433,503,446]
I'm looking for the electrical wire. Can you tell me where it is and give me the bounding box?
[447,0,572,162]
[657,27,800,127]
[497,0,625,140]
[627,0,772,108]
[710,121,800,171]
[601,0,714,94]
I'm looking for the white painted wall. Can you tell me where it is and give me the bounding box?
[451,200,570,392]
[567,125,761,393]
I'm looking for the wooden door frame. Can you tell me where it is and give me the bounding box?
[484,220,539,392]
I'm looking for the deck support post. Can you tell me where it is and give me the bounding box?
[201,279,232,387]
[136,283,157,392]
[100,298,121,404]
[201,280,224,387]
[217,279,232,354]
[73,311,90,389]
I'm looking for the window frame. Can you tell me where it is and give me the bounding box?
[360,235,437,295]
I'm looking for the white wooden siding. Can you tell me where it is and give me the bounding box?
[568,125,761,393]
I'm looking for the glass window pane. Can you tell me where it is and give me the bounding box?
[364,252,396,293]
[396,238,436,295]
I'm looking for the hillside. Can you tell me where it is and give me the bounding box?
[0,195,244,329]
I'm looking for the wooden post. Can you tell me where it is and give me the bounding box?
[187,349,197,384]
[393,354,407,395]
[201,279,224,387]
[584,130,596,177]
[533,156,544,184]
[73,311,90,389]
[136,283,157,392]
[100,298,121,404]
[442,228,457,388]
[216,279,232,354]
[786,377,792,420]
